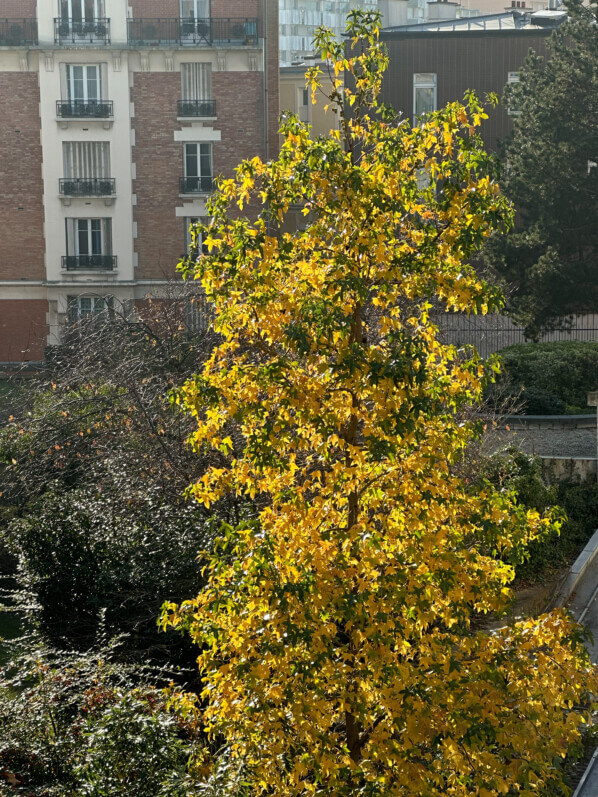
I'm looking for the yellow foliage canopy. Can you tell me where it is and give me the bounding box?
[162,12,597,796]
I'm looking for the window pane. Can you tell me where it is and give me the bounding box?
[185,144,198,176]
[199,144,212,177]
[415,87,435,117]
[86,66,99,101]
[80,297,92,315]
[77,219,89,255]
[91,220,102,254]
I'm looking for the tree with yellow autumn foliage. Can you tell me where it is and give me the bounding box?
[161,12,596,796]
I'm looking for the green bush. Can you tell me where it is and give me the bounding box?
[0,638,204,795]
[1,474,213,664]
[479,448,598,581]
[489,340,598,414]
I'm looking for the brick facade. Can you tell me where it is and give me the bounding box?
[0,300,48,363]
[0,73,45,281]
[132,73,184,280]
[0,0,36,17]
[128,0,179,17]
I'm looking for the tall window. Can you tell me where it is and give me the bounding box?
[506,71,521,116]
[183,143,213,192]
[66,218,112,257]
[180,0,209,20]
[181,63,212,101]
[297,87,309,122]
[60,0,105,22]
[63,142,110,178]
[413,73,437,121]
[185,216,210,254]
[66,64,100,102]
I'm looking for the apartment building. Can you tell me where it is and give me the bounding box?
[0,0,278,366]
[279,0,379,65]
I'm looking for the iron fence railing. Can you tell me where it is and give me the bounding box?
[127,17,258,46]
[54,17,110,44]
[0,18,37,45]
[180,175,214,194]
[62,255,117,271]
[433,313,598,358]
[59,178,116,197]
[177,99,216,117]
[56,100,113,118]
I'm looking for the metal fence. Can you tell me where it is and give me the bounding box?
[433,313,598,358]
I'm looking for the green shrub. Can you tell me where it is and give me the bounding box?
[1,474,213,664]
[479,448,598,581]
[489,340,598,414]
[0,638,204,796]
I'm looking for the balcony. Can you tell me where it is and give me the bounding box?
[62,255,116,271]
[59,178,116,197]
[54,17,110,45]
[56,100,114,127]
[180,176,214,195]
[0,18,38,46]
[177,99,216,118]
[127,17,258,47]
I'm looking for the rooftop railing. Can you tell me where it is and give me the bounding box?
[127,17,258,47]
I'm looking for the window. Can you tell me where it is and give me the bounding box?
[413,73,437,122]
[63,141,110,178]
[185,216,210,255]
[67,294,113,323]
[506,71,521,116]
[60,0,105,22]
[182,143,213,193]
[66,218,110,256]
[180,0,209,20]
[181,63,212,101]
[66,64,100,102]
[297,87,309,122]
[185,294,211,334]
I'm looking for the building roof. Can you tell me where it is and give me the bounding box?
[381,9,566,33]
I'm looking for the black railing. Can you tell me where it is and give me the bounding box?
[54,17,110,44]
[56,100,113,118]
[180,176,214,194]
[177,99,216,117]
[59,178,116,197]
[127,17,258,47]
[62,255,117,271]
[0,18,37,46]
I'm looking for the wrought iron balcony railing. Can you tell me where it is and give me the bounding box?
[59,178,116,197]
[54,17,110,44]
[177,99,216,118]
[56,100,114,119]
[127,17,258,47]
[180,176,214,194]
[62,255,117,271]
[0,18,37,46]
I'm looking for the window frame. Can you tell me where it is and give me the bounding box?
[413,72,437,123]
[66,63,101,102]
